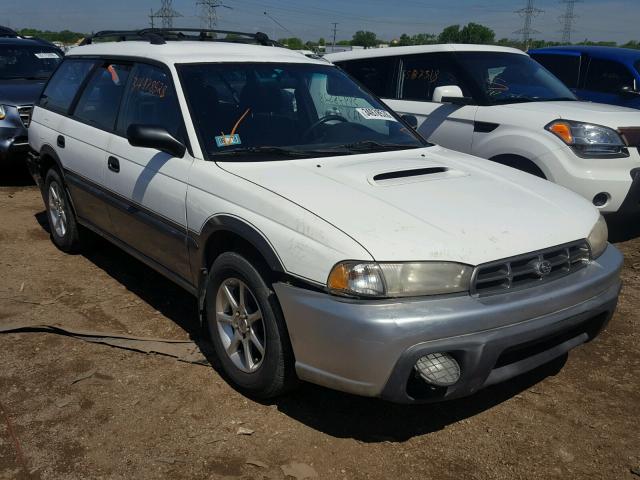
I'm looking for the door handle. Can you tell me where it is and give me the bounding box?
[107,156,120,173]
[57,135,65,148]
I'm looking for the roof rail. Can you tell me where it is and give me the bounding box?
[0,26,20,38]
[80,28,282,47]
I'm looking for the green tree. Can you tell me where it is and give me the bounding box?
[459,23,495,44]
[278,37,304,50]
[352,30,378,48]
[397,33,413,46]
[318,38,326,46]
[438,25,461,43]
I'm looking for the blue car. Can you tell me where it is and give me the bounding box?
[529,46,640,109]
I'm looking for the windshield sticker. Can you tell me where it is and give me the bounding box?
[356,108,397,122]
[215,134,242,147]
[34,52,60,59]
[132,76,168,98]
[107,65,122,85]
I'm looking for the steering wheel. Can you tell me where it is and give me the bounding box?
[302,115,349,142]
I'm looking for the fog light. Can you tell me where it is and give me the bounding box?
[593,192,610,208]
[415,353,461,387]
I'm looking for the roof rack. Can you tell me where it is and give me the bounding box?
[80,28,282,47]
[0,26,20,38]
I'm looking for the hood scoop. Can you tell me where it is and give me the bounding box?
[370,166,467,186]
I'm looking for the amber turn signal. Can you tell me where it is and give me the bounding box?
[547,121,574,145]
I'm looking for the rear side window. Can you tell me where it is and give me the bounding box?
[40,59,95,113]
[117,63,182,139]
[73,63,131,131]
[530,53,581,88]
[585,58,635,93]
[338,57,397,97]
[399,53,468,102]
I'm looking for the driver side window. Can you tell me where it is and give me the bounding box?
[399,53,467,102]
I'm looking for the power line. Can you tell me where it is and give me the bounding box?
[263,11,295,37]
[514,0,543,48]
[559,0,581,43]
[151,0,183,29]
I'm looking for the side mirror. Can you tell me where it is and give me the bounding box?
[432,85,473,105]
[620,85,640,97]
[401,114,418,129]
[126,124,186,158]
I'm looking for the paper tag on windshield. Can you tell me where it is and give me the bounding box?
[34,52,61,59]
[215,134,242,147]
[356,108,397,121]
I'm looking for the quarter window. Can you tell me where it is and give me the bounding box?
[399,54,468,102]
[40,59,96,113]
[117,63,182,139]
[74,63,131,131]
[585,58,635,93]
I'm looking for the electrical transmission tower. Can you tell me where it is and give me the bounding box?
[197,0,232,29]
[331,23,338,49]
[151,0,182,29]
[514,0,543,48]
[559,0,581,43]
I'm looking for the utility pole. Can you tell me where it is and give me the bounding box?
[559,0,581,43]
[151,0,182,29]
[331,22,338,50]
[149,8,155,28]
[514,0,543,49]
[197,0,232,30]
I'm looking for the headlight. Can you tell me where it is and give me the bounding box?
[587,215,608,259]
[327,261,473,298]
[0,105,6,120]
[546,120,628,158]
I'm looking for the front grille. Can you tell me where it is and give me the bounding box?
[471,240,591,296]
[17,105,33,127]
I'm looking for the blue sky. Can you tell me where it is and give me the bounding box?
[2,0,638,43]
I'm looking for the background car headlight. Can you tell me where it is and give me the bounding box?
[546,120,628,158]
[587,215,608,259]
[0,105,6,120]
[327,261,473,298]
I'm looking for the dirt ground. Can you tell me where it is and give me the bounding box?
[1,164,639,480]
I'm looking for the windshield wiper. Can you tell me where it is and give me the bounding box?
[213,146,349,159]
[0,75,49,80]
[341,140,420,152]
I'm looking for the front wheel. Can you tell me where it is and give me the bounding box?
[44,169,80,252]
[205,252,296,398]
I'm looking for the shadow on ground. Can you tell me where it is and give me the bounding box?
[0,160,34,187]
[31,210,570,442]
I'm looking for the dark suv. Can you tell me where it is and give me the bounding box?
[0,26,62,163]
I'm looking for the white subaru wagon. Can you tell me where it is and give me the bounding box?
[27,29,622,403]
[327,45,640,215]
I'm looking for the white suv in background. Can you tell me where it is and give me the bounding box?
[327,45,640,215]
[28,29,621,404]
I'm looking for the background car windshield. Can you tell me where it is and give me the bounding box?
[455,52,577,105]
[178,62,425,159]
[0,45,62,80]
[635,60,640,78]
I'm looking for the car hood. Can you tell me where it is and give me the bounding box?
[494,100,640,128]
[219,146,599,265]
[0,79,46,106]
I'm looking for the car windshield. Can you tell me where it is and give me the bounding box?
[635,60,640,79]
[0,45,62,80]
[178,62,426,160]
[455,52,577,105]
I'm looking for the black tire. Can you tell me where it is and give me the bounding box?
[205,252,296,399]
[44,168,80,252]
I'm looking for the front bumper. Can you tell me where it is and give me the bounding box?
[274,245,623,403]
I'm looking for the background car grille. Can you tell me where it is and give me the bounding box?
[17,105,33,127]
[471,240,591,296]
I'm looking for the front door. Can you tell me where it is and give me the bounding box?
[578,57,637,108]
[104,62,192,282]
[383,52,477,153]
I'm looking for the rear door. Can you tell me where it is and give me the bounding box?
[580,57,637,107]
[383,52,477,153]
[104,62,193,282]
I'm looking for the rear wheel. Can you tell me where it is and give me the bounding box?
[44,169,80,252]
[205,252,296,398]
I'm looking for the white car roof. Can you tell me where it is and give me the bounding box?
[325,44,526,62]
[67,41,329,66]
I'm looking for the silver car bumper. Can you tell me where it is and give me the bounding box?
[274,245,623,403]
